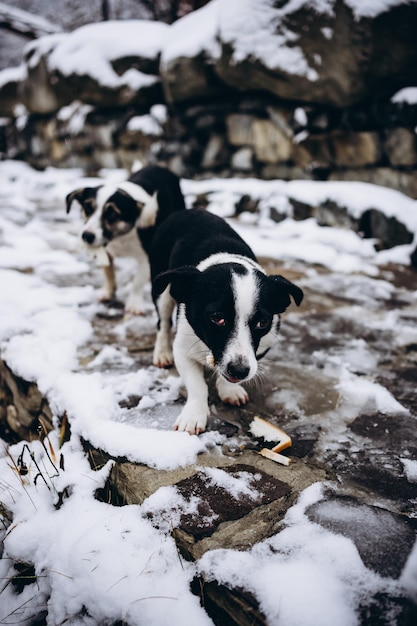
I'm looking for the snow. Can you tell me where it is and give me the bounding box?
[336,368,409,418]
[402,459,417,484]
[204,466,261,501]
[345,0,408,19]
[161,0,411,82]
[161,0,325,79]
[57,102,94,135]
[160,0,221,66]
[23,33,66,69]
[198,483,396,626]
[294,106,308,127]
[0,64,26,89]
[391,86,417,105]
[25,20,168,91]
[1,437,212,626]
[184,175,417,270]
[127,114,163,136]
[218,0,325,80]
[3,0,415,103]
[0,158,416,624]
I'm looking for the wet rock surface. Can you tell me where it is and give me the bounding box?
[306,494,417,579]
[72,253,417,622]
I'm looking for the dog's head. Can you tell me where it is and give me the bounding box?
[66,183,158,247]
[153,261,303,384]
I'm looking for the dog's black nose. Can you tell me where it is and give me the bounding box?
[226,362,250,381]
[82,231,95,245]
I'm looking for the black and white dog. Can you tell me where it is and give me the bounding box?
[66,165,185,314]
[151,209,303,435]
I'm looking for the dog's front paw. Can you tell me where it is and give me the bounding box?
[153,332,174,368]
[98,289,115,303]
[217,379,249,406]
[125,294,146,316]
[174,407,209,435]
[125,305,145,316]
[153,347,174,368]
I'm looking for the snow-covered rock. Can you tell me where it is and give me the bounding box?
[2,0,417,115]
[161,0,417,107]
[17,20,168,114]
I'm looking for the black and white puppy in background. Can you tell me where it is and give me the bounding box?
[66,165,185,314]
[151,209,304,435]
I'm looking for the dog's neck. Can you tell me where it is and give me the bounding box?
[136,192,158,229]
[197,252,263,274]
[109,181,158,230]
[117,180,151,205]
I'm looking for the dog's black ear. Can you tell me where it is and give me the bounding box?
[266,274,304,313]
[65,187,98,214]
[153,266,201,303]
[66,188,85,214]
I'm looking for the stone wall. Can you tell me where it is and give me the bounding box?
[1,0,417,197]
[2,92,417,197]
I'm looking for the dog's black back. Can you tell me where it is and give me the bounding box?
[128,166,185,254]
[131,167,185,216]
[150,209,256,283]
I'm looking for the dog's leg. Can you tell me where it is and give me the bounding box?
[216,376,249,406]
[125,249,150,316]
[99,255,116,302]
[153,286,175,367]
[125,268,149,315]
[174,358,210,435]
[171,318,210,434]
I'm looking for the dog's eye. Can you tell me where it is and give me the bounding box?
[210,312,226,327]
[255,317,271,330]
[83,202,95,217]
[105,208,119,224]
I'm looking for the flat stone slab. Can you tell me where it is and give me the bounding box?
[166,463,291,538]
[306,494,417,579]
[107,448,327,561]
[324,412,417,513]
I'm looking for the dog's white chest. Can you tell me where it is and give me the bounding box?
[107,229,142,260]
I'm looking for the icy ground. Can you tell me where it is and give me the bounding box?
[0,160,416,625]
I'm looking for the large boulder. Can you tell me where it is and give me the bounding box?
[6,1,417,114]
[160,0,226,104]
[160,0,417,109]
[19,20,168,114]
[19,34,72,114]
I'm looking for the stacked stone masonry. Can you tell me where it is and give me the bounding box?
[2,95,417,198]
